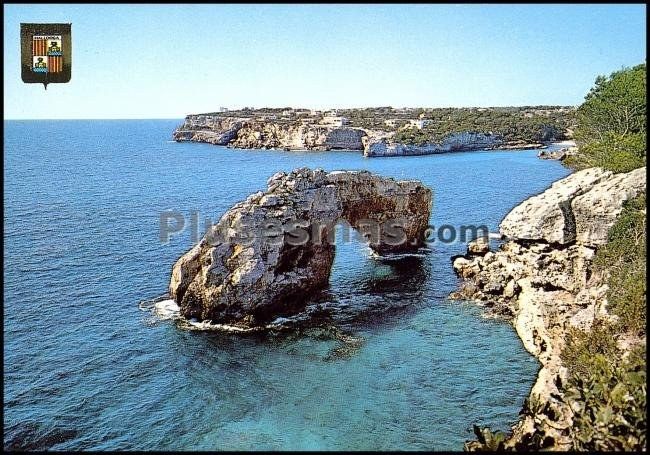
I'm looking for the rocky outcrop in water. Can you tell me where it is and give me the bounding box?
[169,168,432,328]
[451,166,646,450]
[537,144,578,161]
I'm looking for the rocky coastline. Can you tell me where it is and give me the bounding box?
[450,166,646,449]
[172,113,559,157]
[537,141,578,161]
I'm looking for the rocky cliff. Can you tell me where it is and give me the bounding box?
[173,114,551,156]
[450,167,646,449]
[173,117,245,145]
[231,122,367,151]
[363,131,503,157]
[173,115,366,151]
[169,168,432,328]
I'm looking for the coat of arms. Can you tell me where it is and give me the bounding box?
[21,23,72,89]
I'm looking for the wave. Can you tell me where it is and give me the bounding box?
[152,299,180,319]
[140,295,297,333]
[369,248,430,260]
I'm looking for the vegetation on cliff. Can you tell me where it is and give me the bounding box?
[565,63,646,172]
[194,105,575,147]
[465,63,646,451]
[549,64,647,451]
[392,106,574,146]
[561,193,646,451]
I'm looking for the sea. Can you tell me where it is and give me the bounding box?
[3,120,571,450]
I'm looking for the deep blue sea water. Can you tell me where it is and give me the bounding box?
[3,120,571,450]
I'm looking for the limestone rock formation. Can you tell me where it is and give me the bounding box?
[170,168,432,327]
[173,117,244,145]
[363,131,502,157]
[467,236,490,255]
[230,123,368,151]
[499,167,612,244]
[572,166,646,246]
[173,115,367,151]
[325,128,367,150]
[172,115,541,157]
[537,145,578,161]
[451,166,646,450]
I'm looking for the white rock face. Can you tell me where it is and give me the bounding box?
[324,128,367,150]
[173,117,245,145]
[173,116,529,157]
[572,167,646,246]
[499,168,612,244]
[232,123,368,150]
[174,115,368,151]
[363,132,502,157]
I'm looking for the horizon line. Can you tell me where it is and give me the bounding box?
[3,117,185,121]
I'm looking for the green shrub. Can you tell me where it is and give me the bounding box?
[564,132,646,173]
[575,63,646,141]
[563,346,646,451]
[561,322,620,377]
[558,192,647,452]
[367,106,574,146]
[593,193,646,335]
[568,63,647,173]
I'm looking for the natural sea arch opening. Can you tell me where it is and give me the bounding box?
[262,218,429,325]
[329,220,391,283]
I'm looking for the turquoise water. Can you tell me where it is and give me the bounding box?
[3,120,571,450]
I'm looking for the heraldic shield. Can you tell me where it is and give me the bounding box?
[21,23,72,89]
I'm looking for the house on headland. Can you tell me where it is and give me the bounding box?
[321,115,350,127]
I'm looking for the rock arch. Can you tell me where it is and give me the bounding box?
[169,168,432,327]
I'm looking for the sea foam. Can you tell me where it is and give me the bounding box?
[152,299,180,319]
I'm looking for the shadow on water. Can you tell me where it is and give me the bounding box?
[4,421,79,451]
[315,254,432,329]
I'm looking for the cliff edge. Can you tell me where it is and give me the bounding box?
[450,167,646,450]
[172,108,568,157]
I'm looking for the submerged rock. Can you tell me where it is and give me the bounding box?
[170,168,432,327]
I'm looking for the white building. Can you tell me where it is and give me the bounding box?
[321,116,350,127]
[408,119,430,129]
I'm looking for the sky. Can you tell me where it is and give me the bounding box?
[3,4,647,119]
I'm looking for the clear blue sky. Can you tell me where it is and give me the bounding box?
[3,4,647,119]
